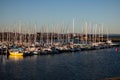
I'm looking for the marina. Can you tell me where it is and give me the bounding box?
[0,28,120,80]
[1,0,120,80]
[0,23,120,56]
[0,26,120,80]
[0,34,119,56]
[0,18,120,80]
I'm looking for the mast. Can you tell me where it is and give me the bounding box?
[62,23,64,44]
[107,27,109,41]
[102,24,103,42]
[24,27,26,45]
[89,22,91,43]
[6,26,9,42]
[95,24,97,43]
[19,22,21,44]
[99,26,101,42]
[51,24,53,45]
[34,24,37,44]
[53,24,55,44]
[2,27,4,42]
[92,25,94,43]
[85,22,88,44]
[7,25,10,46]
[14,25,17,45]
[27,25,30,47]
[67,26,70,43]
[73,18,74,43]
[81,26,84,44]
[46,25,49,45]
[57,24,60,43]
[40,27,43,44]
[8,25,10,42]
[39,27,41,44]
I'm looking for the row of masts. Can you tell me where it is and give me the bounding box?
[0,20,109,46]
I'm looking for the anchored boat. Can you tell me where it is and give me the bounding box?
[9,46,24,56]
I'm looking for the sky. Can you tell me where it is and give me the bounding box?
[0,0,120,34]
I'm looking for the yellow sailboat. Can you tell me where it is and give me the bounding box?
[9,46,24,56]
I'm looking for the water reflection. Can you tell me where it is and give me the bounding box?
[0,55,24,63]
[0,55,8,64]
[8,55,23,61]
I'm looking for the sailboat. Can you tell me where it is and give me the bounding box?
[9,46,24,56]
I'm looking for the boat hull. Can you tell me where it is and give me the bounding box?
[9,52,23,56]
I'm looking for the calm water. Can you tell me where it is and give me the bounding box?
[0,47,120,80]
